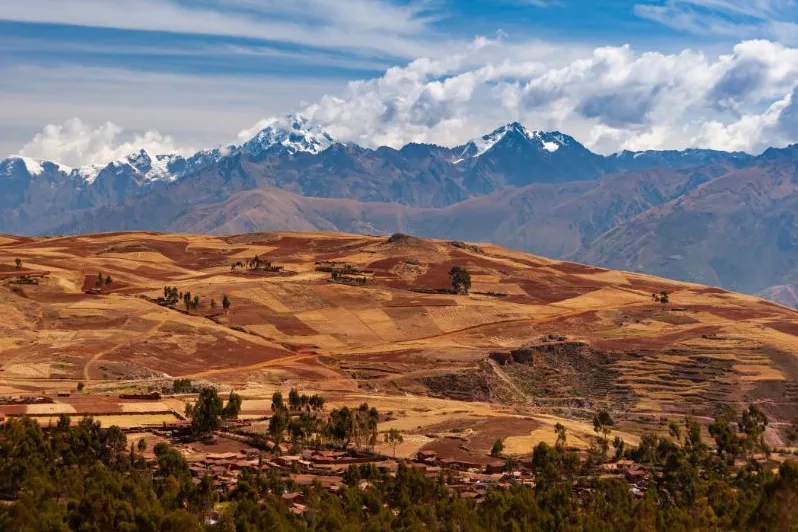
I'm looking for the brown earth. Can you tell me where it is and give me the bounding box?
[1,230,798,445]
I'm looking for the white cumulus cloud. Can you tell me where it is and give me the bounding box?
[18,118,191,167]
[692,87,798,152]
[16,38,798,163]
[234,38,798,154]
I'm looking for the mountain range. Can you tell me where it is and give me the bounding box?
[3,114,797,305]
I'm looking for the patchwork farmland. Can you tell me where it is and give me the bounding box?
[1,230,797,456]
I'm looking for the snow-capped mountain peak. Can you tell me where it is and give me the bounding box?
[19,156,45,176]
[242,114,335,156]
[457,122,577,160]
[0,144,220,188]
[76,165,104,184]
[0,156,46,177]
[124,149,184,183]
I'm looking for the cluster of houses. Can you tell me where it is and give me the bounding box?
[159,433,658,515]
[171,442,552,516]
[600,459,649,496]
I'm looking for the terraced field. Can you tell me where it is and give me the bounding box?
[1,230,797,447]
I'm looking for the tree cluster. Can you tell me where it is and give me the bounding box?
[230,255,283,274]
[0,416,215,531]
[652,291,670,304]
[161,287,227,313]
[96,272,113,288]
[324,403,380,451]
[266,389,381,453]
[184,388,243,436]
[171,378,196,394]
[268,389,326,447]
[330,270,368,285]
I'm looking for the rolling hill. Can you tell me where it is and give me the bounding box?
[1,230,797,438]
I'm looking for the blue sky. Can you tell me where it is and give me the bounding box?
[2,0,798,164]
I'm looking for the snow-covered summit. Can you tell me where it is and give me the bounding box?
[64,150,187,186]
[1,156,45,177]
[0,150,188,186]
[124,150,185,183]
[457,122,578,161]
[0,156,77,179]
[241,114,335,156]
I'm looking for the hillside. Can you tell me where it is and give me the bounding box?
[576,155,798,305]
[161,164,729,260]
[1,231,797,435]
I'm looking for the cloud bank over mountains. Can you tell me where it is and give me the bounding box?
[296,38,798,155]
[18,118,191,169]
[19,37,798,167]
[6,0,798,166]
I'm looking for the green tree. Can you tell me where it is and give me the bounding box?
[448,265,472,295]
[269,409,289,445]
[752,460,798,529]
[288,388,304,411]
[739,404,769,456]
[613,436,626,460]
[104,275,113,286]
[326,406,355,449]
[96,272,104,287]
[385,428,404,457]
[137,438,147,453]
[554,423,567,449]
[14,257,22,269]
[709,414,743,463]
[352,403,380,451]
[593,409,614,460]
[222,390,243,419]
[222,294,231,312]
[184,388,224,436]
[268,391,289,444]
[271,391,285,412]
[491,438,504,457]
[309,394,325,412]
[172,378,193,394]
[682,417,708,462]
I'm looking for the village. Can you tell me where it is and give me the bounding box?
[0,382,664,521]
[131,417,656,519]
